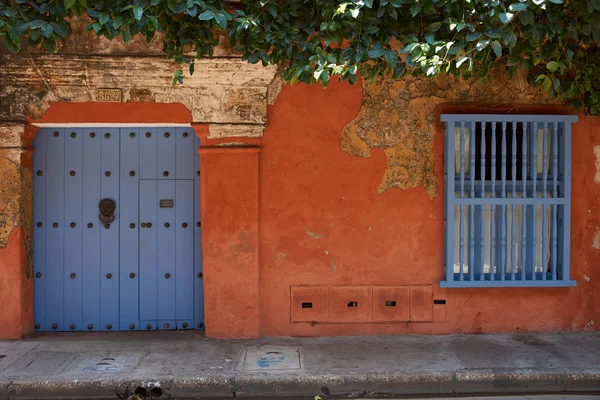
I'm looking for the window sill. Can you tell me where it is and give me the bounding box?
[439,280,576,288]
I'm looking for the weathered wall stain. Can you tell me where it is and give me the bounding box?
[228,230,257,254]
[594,145,600,184]
[305,223,328,240]
[0,154,21,248]
[341,70,560,197]
[0,151,32,277]
[593,228,600,250]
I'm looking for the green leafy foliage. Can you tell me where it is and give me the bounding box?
[1,0,600,113]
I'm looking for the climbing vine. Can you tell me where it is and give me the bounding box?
[2,0,600,113]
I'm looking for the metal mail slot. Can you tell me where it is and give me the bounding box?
[160,199,174,208]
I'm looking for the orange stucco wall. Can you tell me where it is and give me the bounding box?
[4,84,599,339]
[258,80,600,336]
[0,228,34,339]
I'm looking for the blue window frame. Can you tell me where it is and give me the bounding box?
[441,114,577,288]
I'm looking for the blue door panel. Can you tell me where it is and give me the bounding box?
[157,180,176,327]
[33,126,203,331]
[140,128,158,179]
[176,180,195,322]
[100,128,120,331]
[81,128,102,331]
[139,180,158,322]
[45,128,65,331]
[176,127,195,180]
[119,128,140,330]
[63,128,83,331]
[33,130,47,331]
[194,134,205,329]
[158,129,176,179]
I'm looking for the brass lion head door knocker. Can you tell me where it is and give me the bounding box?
[99,199,116,228]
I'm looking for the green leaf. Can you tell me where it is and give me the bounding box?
[4,34,21,54]
[29,20,46,29]
[427,22,442,32]
[542,76,552,91]
[546,61,561,72]
[491,40,502,58]
[508,3,528,12]
[7,26,21,45]
[133,6,144,21]
[476,39,490,51]
[64,0,76,9]
[518,10,534,26]
[99,13,110,25]
[50,22,68,37]
[501,30,517,47]
[484,28,501,39]
[198,10,215,21]
[409,3,421,17]
[42,37,56,54]
[172,69,183,86]
[41,24,53,38]
[500,12,515,24]
[466,32,481,41]
[113,16,123,29]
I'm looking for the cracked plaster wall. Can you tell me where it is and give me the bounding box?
[341,70,560,197]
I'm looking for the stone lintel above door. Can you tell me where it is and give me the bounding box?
[0,53,284,139]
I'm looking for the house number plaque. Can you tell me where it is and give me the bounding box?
[160,199,174,208]
[97,88,122,102]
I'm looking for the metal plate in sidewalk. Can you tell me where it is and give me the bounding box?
[241,346,301,371]
[73,354,139,373]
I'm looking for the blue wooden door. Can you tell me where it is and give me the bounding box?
[33,127,203,332]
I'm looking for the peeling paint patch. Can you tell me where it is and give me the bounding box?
[593,229,600,250]
[594,146,600,184]
[341,70,558,197]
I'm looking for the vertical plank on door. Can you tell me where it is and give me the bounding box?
[100,128,120,331]
[176,179,195,326]
[139,180,158,328]
[82,128,102,331]
[140,128,158,179]
[157,180,176,329]
[45,128,65,331]
[158,128,176,180]
[33,130,47,331]
[119,128,140,330]
[63,128,83,331]
[193,132,204,329]
[176,127,195,180]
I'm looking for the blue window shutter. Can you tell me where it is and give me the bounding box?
[440,115,577,288]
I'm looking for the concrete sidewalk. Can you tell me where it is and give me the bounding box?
[1,332,599,399]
